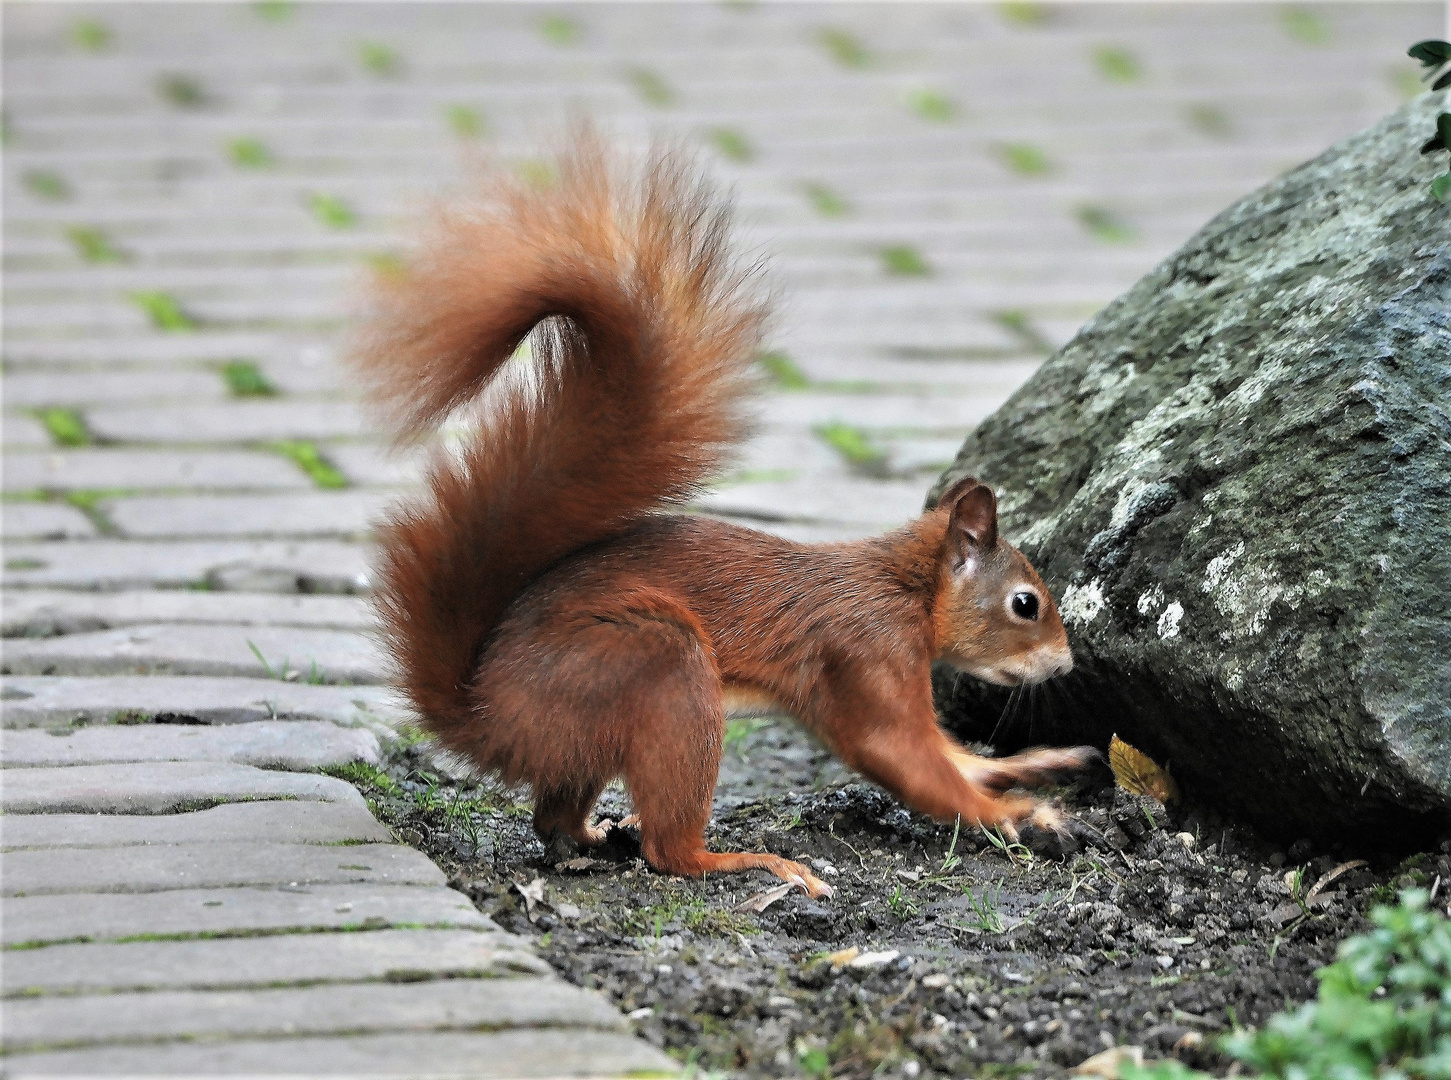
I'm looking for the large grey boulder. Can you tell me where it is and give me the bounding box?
[931,97,1451,844]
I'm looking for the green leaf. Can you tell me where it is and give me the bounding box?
[1185,103,1234,139]
[308,193,357,229]
[130,291,197,332]
[539,14,579,45]
[156,74,207,109]
[626,67,674,107]
[1433,172,1451,201]
[1408,40,1451,67]
[71,19,111,51]
[998,2,1048,26]
[818,27,870,68]
[815,422,885,471]
[1439,113,1451,146]
[365,251,407,278]
[34,408,90,448]
[997,142,1051,176]
[758,351,810,389]
[24,170,70,200]
[227,137,273,169]
[444,104,486,139]
[255,0,294,20]
[1076,204,1137,244]
[516,159,557,190]
[66,226,126,263]
[708,127,753,163]
[221,361,277,398]
[269,440,348,489]
[906,88,955,123]
[1434,70,1451,92]
[1281,7,1331,45]
[1093,45,1142,83]
[359,41,400,76]
[801,181,849,217]
[880,244,932,276]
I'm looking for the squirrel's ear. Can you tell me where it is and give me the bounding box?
[949,482,998,554]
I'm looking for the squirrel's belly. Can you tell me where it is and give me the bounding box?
[722,683,782,717]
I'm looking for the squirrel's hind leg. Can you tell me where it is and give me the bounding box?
[533,779,611,847]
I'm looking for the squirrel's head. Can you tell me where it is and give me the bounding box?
[931,476,1072,687]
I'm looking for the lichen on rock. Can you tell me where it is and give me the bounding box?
[930,95,1451,843]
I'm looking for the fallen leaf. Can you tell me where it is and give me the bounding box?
[1073,1045,1144,1079]
[514,876,545,919]
[826,946,860,969]
[734,880,805,913]
[1109,734,1179,803]
[1306,859,1368,906]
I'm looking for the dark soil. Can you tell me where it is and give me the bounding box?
[360,718,1448,1079]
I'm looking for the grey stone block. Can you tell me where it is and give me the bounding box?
[758,390,1009,432]
[0,675,407,731]
[106,491,390,540]
[85,401,370,444]
[3,1029,675,1077]
[1,370,227,408]
[2,799,392,852]
[1,719,379,770]
[1,590,373,637]
[327,443,429,488]
[1,502,96,541]
[1,761,365,814]
[0,539,372,592]
[696,477,929,528]
[4,841,445,896]
[3,415,54,450]
[2,928,551,995]
[1,623,385,683]
[2,883,490,947]
[1,978,624,1053]
[2,449,312,493]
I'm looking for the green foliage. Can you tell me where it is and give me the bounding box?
[1281,7,1331,46]
[627,67,674,107]
[33,408,90,448]
[322,761,400,796]
[156,74,207,108]
[708,128,753,163]
[539,14,579,45]
[71,19,111,51]
[66,226,125,263]
[818,27,870,68]
[999,2,1048,26]
[880,244,932,276]
[268,440,347,489]
[255,0,294,20]
[516,159,558,190]
[815,421,885,471]
[801,181,849,217]
[24,170,70,200]
[221,361,277,398]
[997,142,1051,176]
[906,88,955,123]
[1076,204,1137,244]
[365,251,407,278]
[759,350,811,389]
[1126,891,1451,1080]
[131,292,197,331]
[1185,103,1234,139]
[444,104,485,139]
[228,137,273,168]
[307,193,357,229]
[359,41,400,76]
[1093,45,1142,83]
[1409,41,1451,200]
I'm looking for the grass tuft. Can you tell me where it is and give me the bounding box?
[307,193,356,229]
[1093,45,1142,83]
[444,104,485,139]
[222,361,277,398]
[359,41,401,76]
[131,292,197,331]
[758,351,811,389]
[818,27,870,68]
[33,408,91,448]
[815,421,886,472]
[801,181,849,217]
[999,2,1048,25]
[516,159,558,190]
[268,440,347,489]
[539,14,579,45]
[66,227,125,263]
[1075,204,1137,244]
[626,67,675,107]
[25,171,70,200]
[156,74,207,108]
[707,128,753,163]
[365,252,408,279]
[1281,6,1331,45]
[906,88,955,122]
[228,137,273,168]
[255,0,294,20]
[1185,104,1234,139]
[71,19,111,50]
[880,244,932,276]
[996,142,1051,176]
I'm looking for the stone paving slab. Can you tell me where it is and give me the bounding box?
[105,490,389,539]
[2,799,393,851]
[1,760,367,814]
[3,415,55,449]
[2,883,490,946]
[0,675,405,730]
[4,840,445,896]
[1,719,379,769]
[1,622,384,682]
[698,476,930,528]
[1,538,371,591]
[1,501,97,541]
[2,928,550,996]
[3,448,314,493]
[85,401,371,444]
[3,1028,676,1078]
[1,369,229,408]
[2,589,372,636]
[2,977,628,1054]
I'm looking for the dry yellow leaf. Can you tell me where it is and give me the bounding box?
[1109,734,1179,803]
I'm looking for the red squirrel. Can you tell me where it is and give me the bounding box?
[351,135,1090,900]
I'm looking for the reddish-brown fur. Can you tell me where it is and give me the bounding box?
[351,135,1088,898]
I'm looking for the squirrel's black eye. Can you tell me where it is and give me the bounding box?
[1011,592,1039,621]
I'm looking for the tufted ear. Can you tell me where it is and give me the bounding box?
[946,480,998,557]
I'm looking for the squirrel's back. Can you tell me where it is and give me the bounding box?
[349,134,768,744]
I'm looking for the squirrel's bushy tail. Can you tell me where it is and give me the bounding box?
[349,134,767,745]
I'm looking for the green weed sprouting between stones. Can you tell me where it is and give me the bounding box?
[626,67,674,107]
[308,194,357,229]
[66,227,125,263]
[156,74,207,108]
[1410,40,1451,200]
[255,0,294,21]
[1281,6,1331,46]
[359,42,400,76]
[997,142,1052,176]
[1392,66,1427,102]
[33,408,90,448]
[814,421,886,472]
[1093,45,1142,83]
[818,27,871,68]
[1126,890,1451,1080]
[364,252,407,279]
[71,19,111,50]
[906,88,955,123]
[708,128,753,163]
[1185,103,1234,139]
[130,292,197,331]
[539,14,579,45]
[758,350,811,389]
[880,244,932,276]
[999,2,1049,26]
[268,440,347,489]
[25,171,70,200]
[801,181,850,217]
[221,361,277,397]
[1076,204,1138,244]
[444,104,485,139]
[228,137,273,168]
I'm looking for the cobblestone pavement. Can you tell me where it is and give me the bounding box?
[1,2,1440,1075]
